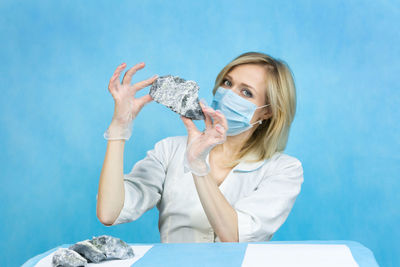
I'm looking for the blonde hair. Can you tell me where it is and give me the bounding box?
[212,52,297,167]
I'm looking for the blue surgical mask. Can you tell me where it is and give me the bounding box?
[210,87,270,136]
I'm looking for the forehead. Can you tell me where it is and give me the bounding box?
[226,64,268,91]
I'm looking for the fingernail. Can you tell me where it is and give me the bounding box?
[153,74,159,78]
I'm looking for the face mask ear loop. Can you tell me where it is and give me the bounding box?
[251,104,270,126]
[250,119,263,126]
[256,103,271,109]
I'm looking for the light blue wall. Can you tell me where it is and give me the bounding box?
[1,1,398,266]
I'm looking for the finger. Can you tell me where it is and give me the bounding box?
[131,74,159,93]
[136,94,153,109]
[122,62,146,85]
[201,105,217,122]
[215,124,225,135]
[204,108,226,132]
[199,102,213,129]
[213,110,228,131]
[180,116,199,135]
[108,63,127,92]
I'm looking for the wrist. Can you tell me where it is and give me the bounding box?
[184,151,210,176]
[111,110,135,126]
[104,120,133,141]
[110,117,133,128]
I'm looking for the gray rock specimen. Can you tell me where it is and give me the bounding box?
[69,240,106,263]
[52,235,134,266]
[150,75,205,120]
[52,248,87,267]
[90,235,134,260]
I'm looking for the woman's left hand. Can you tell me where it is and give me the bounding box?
[180,101,228,175]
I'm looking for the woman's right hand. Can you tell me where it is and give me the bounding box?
[104,62,158,141]
[108,62,158,127]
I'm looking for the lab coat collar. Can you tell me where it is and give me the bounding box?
[233,160,266,173]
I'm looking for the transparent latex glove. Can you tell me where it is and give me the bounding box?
[103,62,158,140]
[181,100,228,176]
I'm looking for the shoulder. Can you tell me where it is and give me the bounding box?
[152,135,188,155]
[264,152,304,182]
[156,135,187,148]
[272,152,303,169]
[146,136,188,165]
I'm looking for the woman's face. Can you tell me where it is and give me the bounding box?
[221,63,271,123]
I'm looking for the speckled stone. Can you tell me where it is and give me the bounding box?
[150,75,205,120]
[52,235,134,266]
[69,240,106,263]
[89,235,134,260]
[52,248,87,267]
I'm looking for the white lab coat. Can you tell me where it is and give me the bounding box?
[109,135,304,243]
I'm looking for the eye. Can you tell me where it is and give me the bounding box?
[241,88,253,98]
[222,78,232,87]
[222,78,253,98]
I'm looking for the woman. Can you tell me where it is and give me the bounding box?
[97,52,304,243]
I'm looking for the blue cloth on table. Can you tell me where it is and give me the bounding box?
[21,240,379,267]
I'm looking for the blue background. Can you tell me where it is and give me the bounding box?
[1,1,398,266]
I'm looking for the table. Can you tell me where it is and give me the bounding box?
[22,240,379,267]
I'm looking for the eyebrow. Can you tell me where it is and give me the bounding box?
[225,74,256,91]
